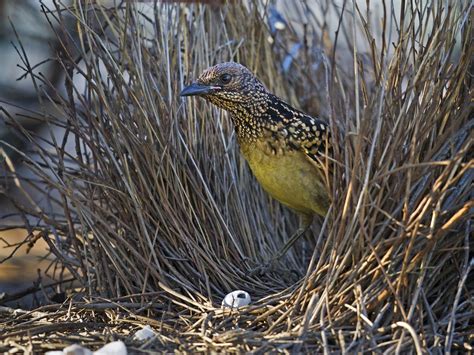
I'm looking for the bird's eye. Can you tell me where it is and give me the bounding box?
[219,73,232,84]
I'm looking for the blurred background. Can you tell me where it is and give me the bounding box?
[0,0,68,303]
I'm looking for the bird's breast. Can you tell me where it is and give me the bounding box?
[239,138,328,216]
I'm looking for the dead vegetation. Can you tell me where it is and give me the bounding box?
[0,0,472,353]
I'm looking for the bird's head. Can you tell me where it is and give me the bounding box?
[180,62,268,111]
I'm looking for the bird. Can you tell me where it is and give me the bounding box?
[180,62,330,271]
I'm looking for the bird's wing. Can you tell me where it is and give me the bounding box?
[264,98,330,161]
[286,114,330,162]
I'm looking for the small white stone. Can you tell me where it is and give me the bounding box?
[45,344,92,355]
[133,325,156,341]
[221,290,251,309]
[62,344,93,355]
[93,341,127,355]
[275,21,286,30]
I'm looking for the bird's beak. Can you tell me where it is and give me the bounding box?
[180,82,220,97]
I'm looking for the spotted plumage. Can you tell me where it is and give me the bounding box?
[188,62,330,165]
[180,61,330,222]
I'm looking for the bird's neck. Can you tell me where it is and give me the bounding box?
[213,93,300,141]
[229,104,269,141]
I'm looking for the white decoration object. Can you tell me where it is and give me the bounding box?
[46,341,127,355]
[45,344,92,355]
[133,325,156,341]
[94,341,127,355]
[221,290,251,309]
[63,344,92,355]
[274,21,286,30]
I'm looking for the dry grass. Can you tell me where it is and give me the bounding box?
[0,0,472,353]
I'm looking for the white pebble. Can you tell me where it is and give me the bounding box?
[45,341,127,355]
[45,344,92,355]
[94,341,127,355]
[221,290,251,309]
[133,325,156,341]
[275,21,286,30]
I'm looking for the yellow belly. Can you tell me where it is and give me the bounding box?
[240,139,329,217]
